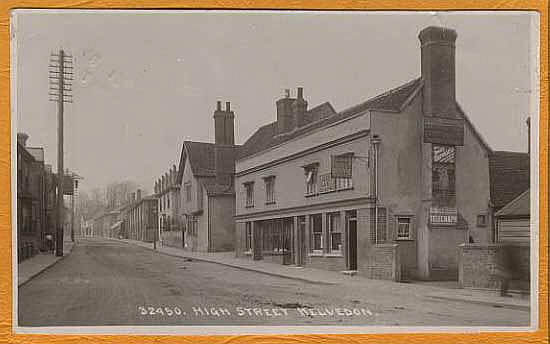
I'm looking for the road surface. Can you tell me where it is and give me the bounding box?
[18,238,530,327]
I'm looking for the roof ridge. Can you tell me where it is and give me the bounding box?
[340,77,421,115]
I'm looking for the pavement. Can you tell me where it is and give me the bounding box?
[18,240,75,287]
[18,237,530,327]
[111,237,530,312]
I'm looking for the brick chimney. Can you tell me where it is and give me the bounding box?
[293,87,308,127]
[214,101,235,146]
[136,189,142,201]
[277,89,296,133]
[17,132,29,146]
[419,26,458,118]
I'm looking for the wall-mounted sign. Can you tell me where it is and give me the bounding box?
[430,207,457,226]
[424,116,464,146]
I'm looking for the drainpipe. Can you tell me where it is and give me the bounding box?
[371,135,381,244]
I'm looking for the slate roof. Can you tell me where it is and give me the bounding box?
[495,189,530,217]
[489,151,530,210]
[238,78,422,160]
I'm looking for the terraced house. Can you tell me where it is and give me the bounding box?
[235,26,498,281]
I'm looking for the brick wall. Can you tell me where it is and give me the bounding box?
[359,243,401,281]
[306,255,346,272]
[458,243,530,291]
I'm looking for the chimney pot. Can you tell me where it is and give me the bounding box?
[137,189,142,200]
[217,101,222,111]
[297,87,303,99]
[285,89,290,98]
[225,102,231,112]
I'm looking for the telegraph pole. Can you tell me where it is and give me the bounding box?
[49,49,73,256]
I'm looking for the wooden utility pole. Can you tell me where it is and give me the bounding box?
[49,49,73,256]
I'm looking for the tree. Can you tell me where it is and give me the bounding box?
[105,180,139,210]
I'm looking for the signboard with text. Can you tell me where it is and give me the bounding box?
[429,207,458,226]
[424,116,464,146]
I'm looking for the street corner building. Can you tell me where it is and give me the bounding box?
[176,101,239,252]
[234,26,531,283]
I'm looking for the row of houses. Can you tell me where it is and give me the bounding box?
[96,26,531,285]
[16,133,76,261]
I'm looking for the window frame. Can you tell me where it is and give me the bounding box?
[263,176,276,204]
[244,181,255,208]
[310,214,323,253]
[396,216,413,240]
[304,163,320,196]
[327,212,343,253]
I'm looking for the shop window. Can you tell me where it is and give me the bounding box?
[245,222,253,252]
[310,214,323,252]
[304,164,319,196]
[328,213,342,253]
[263,176,275,204]
[396,217,412,240]
[244,182,254,207]
[369,207,387,243]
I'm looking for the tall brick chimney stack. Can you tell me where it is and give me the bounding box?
[213,101,236,186]
[214,101,235,146]
[419,26,458,118]
[276,89,296,133]
[293,87,308,127]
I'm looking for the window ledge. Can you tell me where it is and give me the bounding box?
[395,238,414,242]
[337,187,354,192]
[265,201,276,205]
[245,205,255,209]
[325,253,344,257]
[244,251,252,256]
[308,252,324,257]
[304,193,318,198]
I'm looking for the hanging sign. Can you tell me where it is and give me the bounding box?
[424,116,464,146]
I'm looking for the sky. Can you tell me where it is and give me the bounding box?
[13,10,538,193]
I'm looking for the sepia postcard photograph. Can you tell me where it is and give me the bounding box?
[10,9,540,335]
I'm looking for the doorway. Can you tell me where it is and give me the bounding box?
[347,213,358,271]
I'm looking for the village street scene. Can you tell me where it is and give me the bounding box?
[14,11,535,328]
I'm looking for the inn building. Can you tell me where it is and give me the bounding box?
[235,26,496,281]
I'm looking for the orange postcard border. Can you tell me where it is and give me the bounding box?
[0,1,547,344]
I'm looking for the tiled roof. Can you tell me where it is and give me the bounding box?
[184,141,217,177]
[489,151,530,210]
[495,189,530,217]
[238,78,422,160]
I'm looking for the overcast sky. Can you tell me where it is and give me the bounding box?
[13,10,538,193]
